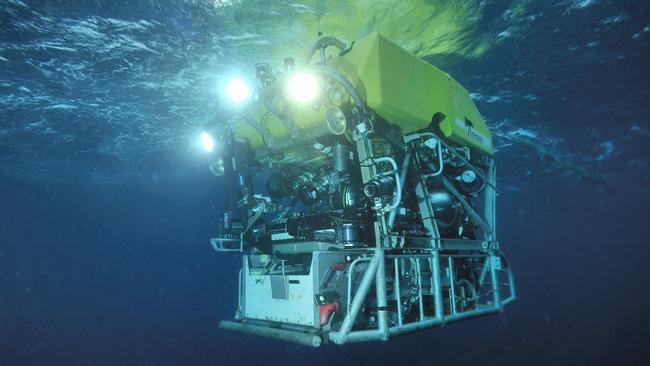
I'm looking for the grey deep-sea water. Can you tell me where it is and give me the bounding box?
[1,1,649,365]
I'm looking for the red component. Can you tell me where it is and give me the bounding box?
[329,262,347,272]
[319,302,340,326]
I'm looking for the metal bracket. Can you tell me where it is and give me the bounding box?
[210,237,243,252]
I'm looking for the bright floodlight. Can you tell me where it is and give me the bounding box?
[226,78,250,103]
[287,72,318,102]
[201,132,215,152]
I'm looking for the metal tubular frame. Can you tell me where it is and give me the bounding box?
[448,256,457,315]
[346,257,372,312]
[387,151,412,230]
[430,251,444,320]
[329,249,515,345]
[415,258,425,321]
[236,268,243,319]
[327,155,515,345]
[375,250,389,340]
[220,151,516,347]
[394,257,403,326]
[329,250,380,344]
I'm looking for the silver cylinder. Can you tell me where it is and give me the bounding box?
[340,223,359,244]
[429,190,460,230]
[333,143,349,173]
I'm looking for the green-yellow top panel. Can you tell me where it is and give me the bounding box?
[331,32,493,155]
[234,32,492,156]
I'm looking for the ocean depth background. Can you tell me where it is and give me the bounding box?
[1,1,649,365]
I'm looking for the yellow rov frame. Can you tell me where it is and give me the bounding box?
[233,32,492,156]
[213,33,515,347]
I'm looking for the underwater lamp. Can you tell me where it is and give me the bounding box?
[287,71,319,102]
[200,130,225,175]
[200,131,215,152]
[225,77,250,104]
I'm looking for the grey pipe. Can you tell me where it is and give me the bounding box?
[259,98,297,136]
[430,252,444,320]
[448,257,457,315]
[330,253,380,344]
[478,256,490,287]
[242,112,275,146]
[394,257,403,326]
[388,305,501,336]
[484,160,497,241]
[415,258,425,321]
[489,253,503,311]
[374,249,389,340]
[219,321,322,347]
[304,35,349,65]
[437,138,501,194]
[341,329,384,343]
[503,266,517,306]
[346,257,371,312]
[387,152,411,230]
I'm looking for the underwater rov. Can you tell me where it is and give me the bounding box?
[204,33,516,347]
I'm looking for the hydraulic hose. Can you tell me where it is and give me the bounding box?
[313,65,366,114]
[304,35,349,66]
[405,132,444,176]
[387,152,411,230]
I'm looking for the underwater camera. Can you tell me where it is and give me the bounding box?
[203,33,515,347]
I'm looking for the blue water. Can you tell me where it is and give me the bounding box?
[1,0,649,365]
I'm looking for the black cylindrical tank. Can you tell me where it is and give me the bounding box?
[429,190,460,230]
[333,143,349,173]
